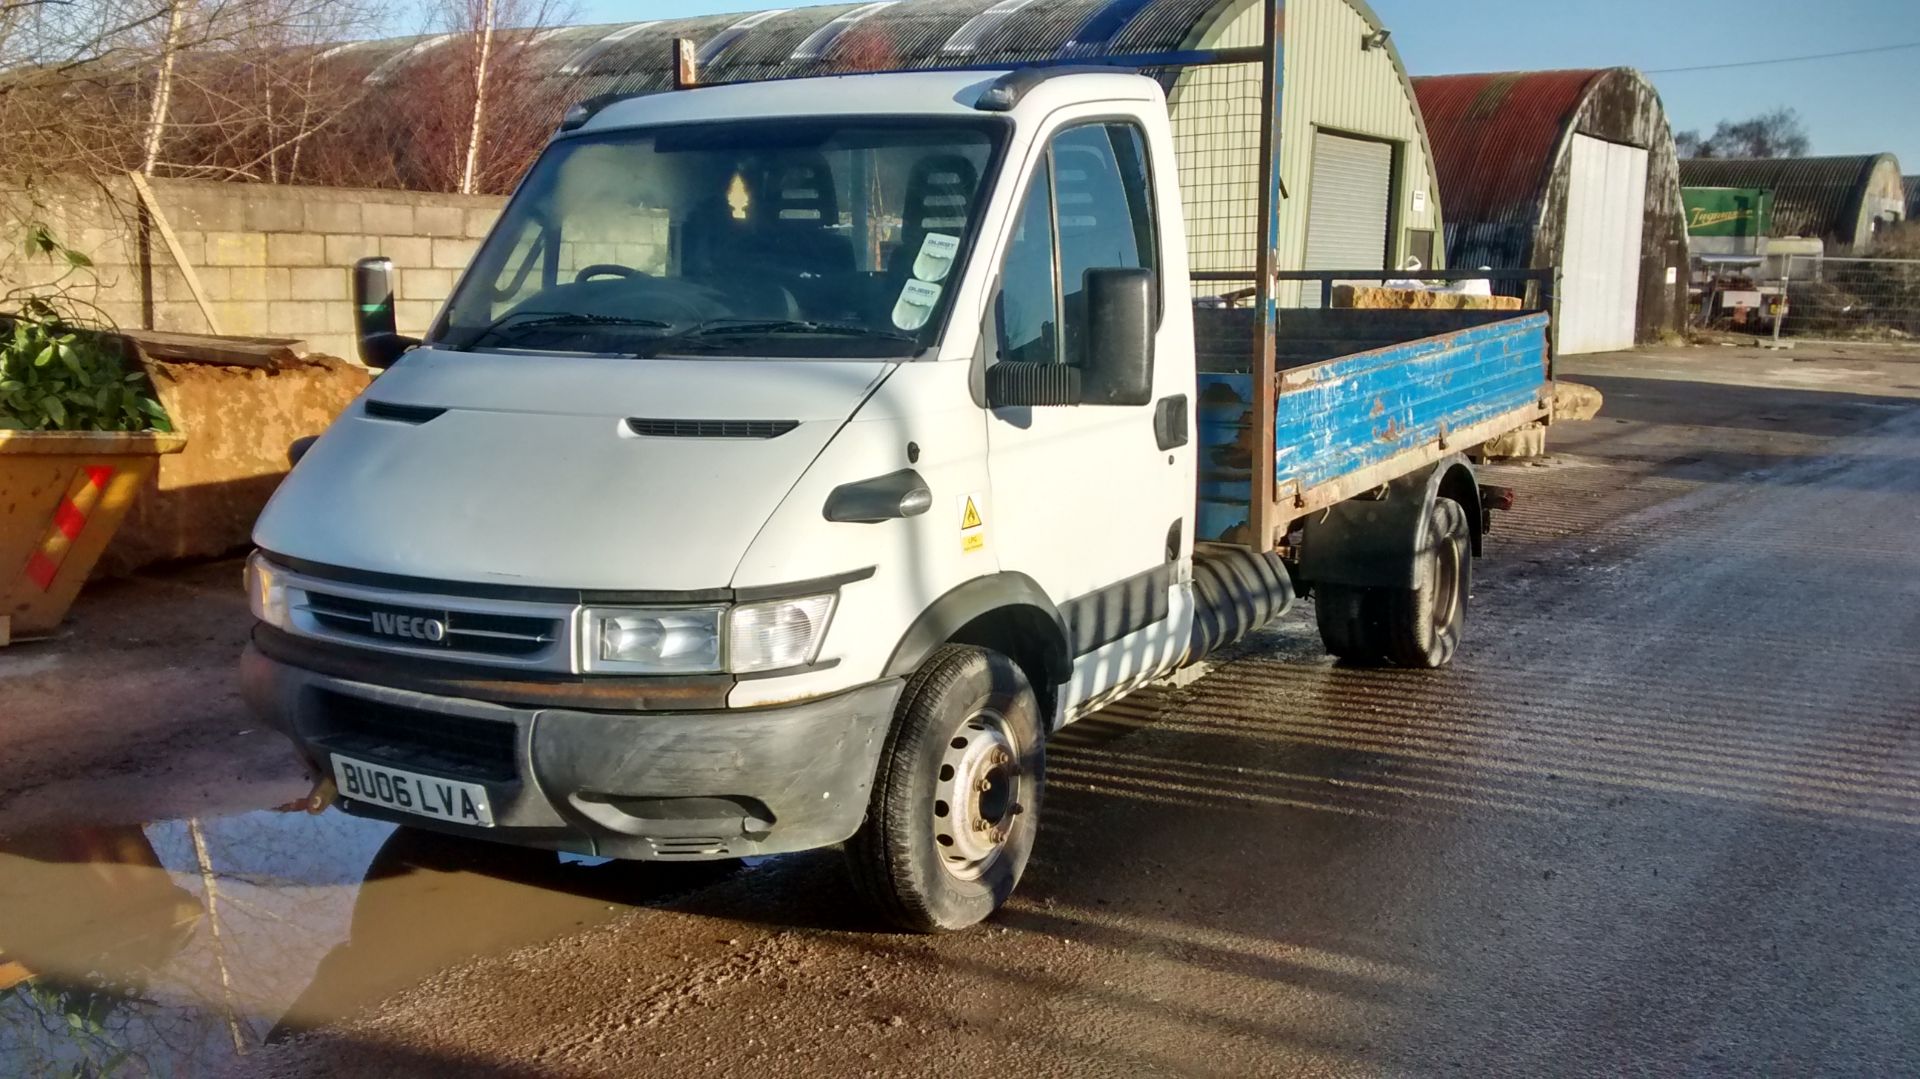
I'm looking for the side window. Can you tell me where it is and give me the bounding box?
[1052,123,1157,367]
[994,157,1059,365]
[992,122,1157,370]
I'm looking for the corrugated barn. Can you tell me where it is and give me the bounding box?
[1907,176,1919,222]
[327,0,1446,294]
[1411,68,1688,354]
[1678,155,1907,252]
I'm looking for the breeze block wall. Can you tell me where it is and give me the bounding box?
[1,178,507,361]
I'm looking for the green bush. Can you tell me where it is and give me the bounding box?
[0,225,171,433]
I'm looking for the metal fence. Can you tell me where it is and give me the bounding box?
[1777,255,1920,345]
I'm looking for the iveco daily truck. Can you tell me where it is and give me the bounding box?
[241,53,1554,930]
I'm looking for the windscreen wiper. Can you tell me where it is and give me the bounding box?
[650,318,918,351]
[456,311,673,350]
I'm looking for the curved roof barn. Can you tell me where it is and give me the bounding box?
[1678,154,1907,251]
[1413,68,1688,352]
[329,0,1448,282]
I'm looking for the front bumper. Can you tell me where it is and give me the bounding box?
[241,642,901,860]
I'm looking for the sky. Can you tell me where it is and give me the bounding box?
[573,0,1920,171]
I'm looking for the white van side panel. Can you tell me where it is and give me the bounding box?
[728,360,993,708]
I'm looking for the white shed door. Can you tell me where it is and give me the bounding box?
[1560,134,1648,354]
[1303,131,1392,302]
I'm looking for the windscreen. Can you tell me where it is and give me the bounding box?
[431,118,1003,359]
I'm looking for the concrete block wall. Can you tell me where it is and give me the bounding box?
[2,179,506,361]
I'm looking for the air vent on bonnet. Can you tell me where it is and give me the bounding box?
[625,418,799,439]
[363,400,447,424]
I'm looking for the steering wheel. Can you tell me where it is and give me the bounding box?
[575,264,647,283]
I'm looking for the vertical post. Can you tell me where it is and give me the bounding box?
[137,201,155,331]
[1549,265,1563,370]
[1773,255,1790,348]
[674,37,700,90]
[1248,0,1283,552]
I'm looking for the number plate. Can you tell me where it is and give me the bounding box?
[331,754,495,827]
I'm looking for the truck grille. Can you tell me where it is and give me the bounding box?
[320,692,518,782]
[300,591,561,659]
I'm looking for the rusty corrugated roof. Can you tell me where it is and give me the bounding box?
[355,0,1267,98]
[1677,155,1899,243]
[1410,69,1608,266]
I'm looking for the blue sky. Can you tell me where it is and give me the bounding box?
[577,0,1919,170]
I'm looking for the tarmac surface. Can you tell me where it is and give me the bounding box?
[3,341,1919,1077]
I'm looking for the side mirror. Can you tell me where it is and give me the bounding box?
[986,360,1081,407]
[352,257,420,370]
[1080,267,1155,406]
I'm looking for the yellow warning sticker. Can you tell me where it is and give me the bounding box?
[962,533,985,553]
[960,496,983,531]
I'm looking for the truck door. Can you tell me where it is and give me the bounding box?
[982,118,1193,715]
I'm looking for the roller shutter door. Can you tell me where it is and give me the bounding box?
[1303,131,1393,302]
[1560,134,1648,354]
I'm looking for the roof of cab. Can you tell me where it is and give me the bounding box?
[579,67,1160,133]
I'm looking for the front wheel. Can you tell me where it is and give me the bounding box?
[845,645,1045,932]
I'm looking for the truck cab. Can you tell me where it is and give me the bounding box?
[245,69,1213,930]
[244,65,1537,931]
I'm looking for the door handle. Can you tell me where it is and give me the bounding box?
[1154,394,1189,450]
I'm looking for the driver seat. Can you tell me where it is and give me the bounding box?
[887,154,980,289]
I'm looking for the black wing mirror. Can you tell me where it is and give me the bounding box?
[1079,267,1155,406]
[986,360,1081,407]
[352,257,420,370]
[984,267,1155,408]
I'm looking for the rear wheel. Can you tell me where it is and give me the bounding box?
[1313,583,1385,664]
[1382,496,1471,668]
[1314,495,1471,669]
[845,645,1044,932]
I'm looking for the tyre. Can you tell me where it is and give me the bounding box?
[1313,582,1385,664]
[1381,496,1471,668]
[845,644,1045,932]
[1314,496,1471,669]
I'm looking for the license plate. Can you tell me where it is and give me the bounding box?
[331,754,494,827]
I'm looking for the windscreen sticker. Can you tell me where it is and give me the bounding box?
[912,233,962,282]
[892,278,943,331]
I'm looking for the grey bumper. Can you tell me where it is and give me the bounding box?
[241,644,901,860]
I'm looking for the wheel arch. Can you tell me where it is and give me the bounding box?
[882,572,1072,714]
[1297,454,1479,590]
[1435,458,1484,557]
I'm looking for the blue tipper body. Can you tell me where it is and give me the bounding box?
[1195,311,1551,543]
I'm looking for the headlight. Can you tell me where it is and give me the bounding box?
[245,552,290,629]
[582,594,837,675]
[587,607,724,673]
[728,594,835,673]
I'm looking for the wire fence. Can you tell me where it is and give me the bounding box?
[1778,255,1920,345]
[1159,59,1263,309]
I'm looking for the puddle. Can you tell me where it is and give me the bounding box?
[0,809,736,1074]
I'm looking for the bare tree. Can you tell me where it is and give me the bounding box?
[459,0,496,196]
[1676,107,1812,160]
[334,0,572,196]
[0,0,383,186]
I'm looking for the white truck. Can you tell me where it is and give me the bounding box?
[242,62,1551,930]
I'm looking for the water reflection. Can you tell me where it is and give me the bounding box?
[0,809,735,1075]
